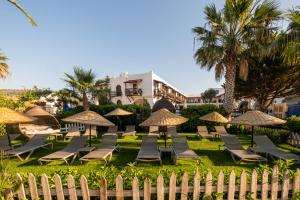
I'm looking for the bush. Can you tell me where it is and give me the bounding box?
[254,127,289,144]
[179,105,226,132]
[286,115,300,133]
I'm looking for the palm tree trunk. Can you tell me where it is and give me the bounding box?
[82,91,89,111]
[224,63,236,116]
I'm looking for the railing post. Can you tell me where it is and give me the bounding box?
[132,177,140,200]
[271,166,279,200]
[28,173,39,200]
[67,175,77,200]
[250,169,257,200]
[217,170,224,200]
[239,171,247,200]
[205,171,212,199]
[181,172,188,200]
[227,171,235,200]
[169,173,176,200]
[144,178,151,200]
[100,178,108,200]
[116,175,124,200]
[281,170,290,200]
[261,169,269,200]
[54,174,65,200]
[293,168,300,199]
[16,173,26,200]
[41,174,52,200]
[157,175,164,200]
[193,171,200,200]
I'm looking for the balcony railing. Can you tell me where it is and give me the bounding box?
[125,88,143,96]
[110,91,122,97]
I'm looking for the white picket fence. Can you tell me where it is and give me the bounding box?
[6,166,300,200]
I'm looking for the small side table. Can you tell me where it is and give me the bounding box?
[159,147,173,158]
[77,146,95,157]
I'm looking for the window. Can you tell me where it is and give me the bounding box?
[116,85,122,96]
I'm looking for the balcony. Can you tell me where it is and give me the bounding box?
[125,88,143,96]
[110,91,122,97]
[154,89,165,97]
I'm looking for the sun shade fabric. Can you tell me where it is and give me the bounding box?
[230,110,286,126]
[0,107,36,124]
[62,111,114,126]
[104,108,133,116]
[199,112,229,123]
[140,108,188,126]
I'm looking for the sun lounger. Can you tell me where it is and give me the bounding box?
[80,135,119,163]
[167,126,179,137]
[83,126,98,138]
[103,126,118,136]
[288,133,300,147]
[214,126,229,135]
[148,126,160,137]
[197,126,214,139]
[171,136,199,164]
[122,125,136,137]
[221,135,267,164]
[136,136,161,164]
[62,124,85,139]
[5,134,52,161]
[0,134,21,151]
[253,135,300,163]
[39,136,87,165]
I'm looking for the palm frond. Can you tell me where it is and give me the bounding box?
[7,0,37,26]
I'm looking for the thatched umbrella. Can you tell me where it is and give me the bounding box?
[230,110,286,147]
[24,106,60,129]
[0,107,35,146]
[104,108,133,131]
[63,111,114,146]
[199,112,229,123]
[140,108,188,147]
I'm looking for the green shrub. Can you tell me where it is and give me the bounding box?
[179,105,226,132]
[254,127,289,144]
[227,124,251,135]
[286,115,300,133]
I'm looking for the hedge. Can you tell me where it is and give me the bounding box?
[286,115,300,133]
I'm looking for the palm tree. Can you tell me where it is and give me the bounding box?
[0,52,9,79]
[7,0,37,26]
[63,67,96,111]
[193,0,281,116]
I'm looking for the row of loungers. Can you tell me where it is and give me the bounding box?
[198,126,229,139]
[136,136,199,165]
[103,125,136,137]
[148,126,179,138]
[221,135,300,164]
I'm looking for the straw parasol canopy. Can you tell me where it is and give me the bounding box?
[104,108,133,116]
[140,108,188,147]
[199,112,229,123]
[0,107,36,146]
[24,106,60,129]
[230,110,286,147]
[62,110,114,146]
[140,108,188,127]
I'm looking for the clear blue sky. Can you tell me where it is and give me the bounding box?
[0,0,297,95]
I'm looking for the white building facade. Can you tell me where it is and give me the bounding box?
[109,71,186,107]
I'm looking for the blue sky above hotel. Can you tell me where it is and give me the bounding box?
[0,0,297,95]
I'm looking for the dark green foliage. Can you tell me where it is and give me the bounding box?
[254,127,290,144]
[179,105,226,132]
[286,115,300,133]
[227,124,251,135]
[201,89,218,103]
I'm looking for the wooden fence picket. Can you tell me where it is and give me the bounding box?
[250,169,257,200]
[227,171,235,200]
[271,166,279,200]
[192,171,200,200]
[157,175,164,200]
[116,175,124,200]
[239,171,247,200]
[132,177,140,200]
[217,170,224,200]
[168,173,176,200]
[180,172,189,200]
[261,169,269,200]
[205,171,212,198]
[41,174,52,200]
[67,175,77,200]
[16,173,26,200]
[80,175,90,200]
[100,178,108,200]
[54,174,65,200]
[293,169,300,198]
[28,173,39,200]
[144,178,151,200]
[281,170,290,200]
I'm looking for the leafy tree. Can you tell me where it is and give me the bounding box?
[193,0,281,115]
[94,76,112,105]
[201,89,217,103]
[62,67,96,111]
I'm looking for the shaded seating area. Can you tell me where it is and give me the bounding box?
[221,135,267,164]
[122,125,136,137]
[39,136,87,165]
[197,126,214,139]
[214,126,229,135]
[5,134,52,161]
[136,136,161,165]
[167,126,179,137]
[0,134,20,152]
[62,124,85,139]
[103,126,118,136]
[253,135,300,163]
[171,136,199,164]
[80,135,119,163]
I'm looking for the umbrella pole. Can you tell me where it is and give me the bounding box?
[164,132,167,148]
[251,126,254,147]
[6,126,12,147]
[89,125,92,147]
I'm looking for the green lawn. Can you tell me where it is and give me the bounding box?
[3,133,300,187]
